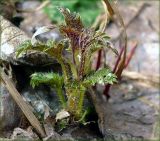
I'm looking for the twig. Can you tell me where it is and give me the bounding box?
[109,0,128,79]
[0,71,46,138]
[91,14,104,29]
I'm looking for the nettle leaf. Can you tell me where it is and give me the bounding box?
[16,40,51,58]
[83,68,117,86]
[30,72,66,108]
[44,41,64,60]
[16,40,32,57]
[89,32,118,55]
[98,39,118,55]
[59,26,80,50]
[30,72,63,88]
[78,30,111,78]
[58,7,84,65]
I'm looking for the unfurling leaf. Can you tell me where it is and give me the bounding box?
[58,7,84,31]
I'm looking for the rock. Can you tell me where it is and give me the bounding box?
[21,85,61,119]
[18,1,62,42]
[0,16,60,134]
[0,84,21,132]
[0,1,16,20]
[0,15,29,61]
[101,80,159,140]
[11,127,38,140]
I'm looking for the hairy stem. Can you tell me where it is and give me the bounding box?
[66,87,85,119]
[77,88,85,118]
[56,88,66,108]
[59,59,72,83]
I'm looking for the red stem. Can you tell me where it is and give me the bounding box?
[93,49,102,90]
[103,43,138,99]
[113,46,125,73]
[103,46,124,99]
[96,49,102,70]
[125,42,138,68]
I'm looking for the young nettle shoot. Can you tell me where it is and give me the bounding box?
[16,7,117,120]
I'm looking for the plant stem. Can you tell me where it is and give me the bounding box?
[96,49,102,70]
[59,59,71,83]
[56,88,66,108]
[66,87,85,119]
[77,88,85,118]
[125,42,138,68]
[66,88,77,114]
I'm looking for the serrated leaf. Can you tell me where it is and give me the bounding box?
[30,72,66,108]
[16,40,32,57]
[58,7,84,31]
[83,68,117,86]
[44,41,64,60]
[16,40,52,58]
[30,72,63,88]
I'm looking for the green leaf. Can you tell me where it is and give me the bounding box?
[83,68,117,86]
[30,72,63,88]
[44,41,64,61]
[16,40,52,58]
[16,40,32,57]
[30,72,66,108]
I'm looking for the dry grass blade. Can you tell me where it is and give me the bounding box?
[102,0,127,98]
[103,0,114,16]
[0,71,46,138]
[99,0,109,32]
